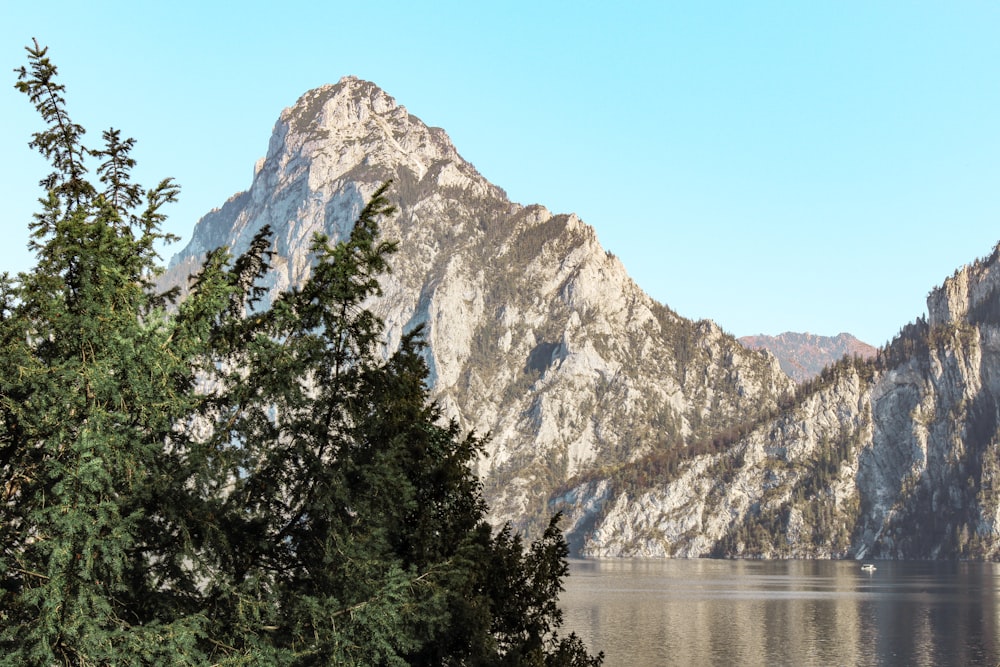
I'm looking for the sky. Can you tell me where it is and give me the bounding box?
[4,2,1000,347]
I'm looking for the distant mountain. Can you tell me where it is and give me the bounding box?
[738,332,877,383]
[163,77,793,536]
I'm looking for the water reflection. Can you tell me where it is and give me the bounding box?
[560,559,1000,667]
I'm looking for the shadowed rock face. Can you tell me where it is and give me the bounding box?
[164,76,793,536]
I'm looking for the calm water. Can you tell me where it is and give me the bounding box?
[560,559,1000,666]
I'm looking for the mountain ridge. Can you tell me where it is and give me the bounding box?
[557,246,1000,559]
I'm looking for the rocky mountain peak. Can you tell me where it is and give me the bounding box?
[269,76,463,185]
[165,76,502,298]
[165,78,795,535]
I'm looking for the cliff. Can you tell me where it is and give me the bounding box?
[558,247,1000,559]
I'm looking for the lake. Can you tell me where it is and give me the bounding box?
[560,559,1000,666]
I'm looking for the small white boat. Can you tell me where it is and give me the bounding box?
[861,563,876,572]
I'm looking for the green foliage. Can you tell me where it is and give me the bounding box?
[2,41,205,666]
[874,317,931,372]
[2,43,601,666]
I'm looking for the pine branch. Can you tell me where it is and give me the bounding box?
[14,38,94,210]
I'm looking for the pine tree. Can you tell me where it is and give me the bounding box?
[1,40,213,664]
[199,185,601,665]
[2,41,602,666]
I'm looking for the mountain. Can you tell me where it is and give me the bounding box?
[166,76,1000,560]
[738,332,878,383]
[163,76,794,535]
[557,250,1000,559]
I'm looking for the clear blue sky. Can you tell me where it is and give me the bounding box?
[5,2,1000,346]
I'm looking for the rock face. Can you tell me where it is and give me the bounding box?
[739,332,878,383]
[557,248,1000,559]
[164,77,794,534]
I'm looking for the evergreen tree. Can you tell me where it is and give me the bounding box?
[1,40,212,664]
[2,42,601,666]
